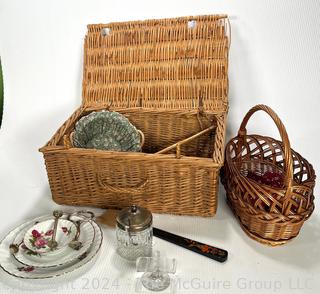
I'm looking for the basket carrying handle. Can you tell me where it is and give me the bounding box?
[237,104,293,211]
[97,177,148,194]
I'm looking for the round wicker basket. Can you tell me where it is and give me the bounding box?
[221,104,316,246]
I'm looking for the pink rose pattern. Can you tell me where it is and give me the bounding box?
[29,227,72,250]
[61,227,72,235]
[32,230,41,238]
[18,266,35,272]
[34,238,48,248]
[29,229,51,249]
[45,229,54,236]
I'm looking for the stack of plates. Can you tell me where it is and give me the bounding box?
[0,211,103,279]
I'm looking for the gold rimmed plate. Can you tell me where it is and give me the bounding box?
[0,214,103,279]
[13,218,95,268]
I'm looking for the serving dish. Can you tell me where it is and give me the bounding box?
[23,219,76,254]
[0,214,103,279]
[72,110,144,152]
[13,219,95,268]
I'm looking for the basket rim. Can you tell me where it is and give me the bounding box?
[225,134,316,183]
[40,146,223,165]
[87,14,228,31]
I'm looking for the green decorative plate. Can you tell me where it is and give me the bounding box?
[72,110,143,152]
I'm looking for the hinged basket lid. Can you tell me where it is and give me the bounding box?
[82,15,230,112]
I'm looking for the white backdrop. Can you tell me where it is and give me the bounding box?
[0,1,319,293]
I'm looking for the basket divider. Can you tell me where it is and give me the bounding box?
[156,125,215,156]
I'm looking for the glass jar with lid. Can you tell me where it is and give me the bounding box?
[116,205,153,261]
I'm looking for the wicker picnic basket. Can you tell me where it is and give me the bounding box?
[39,15,230,216]
[221,105,316,245]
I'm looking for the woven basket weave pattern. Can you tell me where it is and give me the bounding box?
[41,15,230,216]
[222,105,315,245]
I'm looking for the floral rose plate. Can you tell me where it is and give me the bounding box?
[23,219,76,254]
[0,214,103,279]
[13,219,95,268]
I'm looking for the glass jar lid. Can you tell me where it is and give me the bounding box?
[116,205,152,232]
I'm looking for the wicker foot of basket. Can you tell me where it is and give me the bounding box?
[226,198,296,246]
[238,222,295,247]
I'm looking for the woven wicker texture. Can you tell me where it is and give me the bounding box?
[40,15,230,216]
[222,105,316,245]
[82,15,229,111]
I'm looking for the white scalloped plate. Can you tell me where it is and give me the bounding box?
[23,219,77,254]
[13,219,95,268]
[0,214,103,279]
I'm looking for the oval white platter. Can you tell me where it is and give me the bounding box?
[0,214,103,279]
[23,219,77,254]
[13,219,96,268]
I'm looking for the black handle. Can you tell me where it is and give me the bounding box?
[153,227,228,263]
